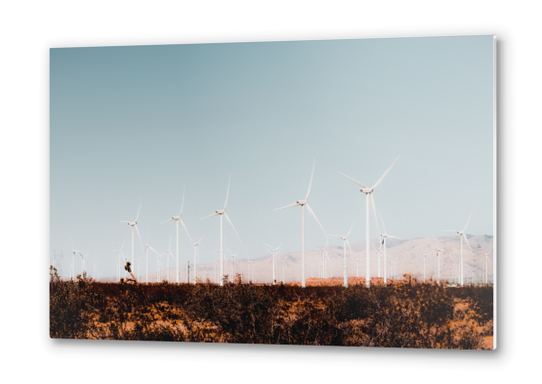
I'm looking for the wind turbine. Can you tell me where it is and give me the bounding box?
[190,235,204,283]
[79,252,90,276]
[142,242,160,284]
[432,235,444,284]
[314,238,330,279]
[155,252,162,282]
[275,160,327,288]
[378,212,401,285]
[339,156,399,287]
[162,188,191,284]
[264,242,283,285]
[163,237,174,282]
[70,238,79,280]
[483,247,493,284]
[423,253,427,283]
[120,200,143,267]
[330,222,354,288]
[112,241,125,281]
[200,176,242,287]
[443,214,472,286]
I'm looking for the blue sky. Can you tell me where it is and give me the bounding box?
[50,35,494,278]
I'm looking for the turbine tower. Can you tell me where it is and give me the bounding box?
[120,200,143,267]
[339,156,399,287]
[433,238,443,285]
[264,242,283,285]
[142,242,160,284]
[79,252,90,276]
[70,238,79,280]
[378,212,400,285]
[330,222,354,288]
[200,176,241,287]
[162,188,191,284]
[163,237,174,282]
[483,247,493,284]
[443,214,472,286]
[330,223,354,288]
[112,241,126,281]
[275,160,326,288]
[190,235,204,283]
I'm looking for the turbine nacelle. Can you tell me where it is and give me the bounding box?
[171,216,181,221]
[295,200,307,205]
[127,221,137,226]
[360,188,373,194]
[215,210,225,215]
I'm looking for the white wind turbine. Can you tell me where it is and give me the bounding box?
[142,241,160,284]
[120,201,143,267]
[330,222,354,288]
[339,156,399,287]
[112,241,125,281]
[200,176,242,287]
[423,253,427,283]
[162,188,191,284]
[443,214,472,287]
[432,235,444,284]
[163,237,174,282]
[483,247,493,284]
[190,235,204,284]
[314,239,330,279]
[70,238,80,280]
[378,212,401,285]
[79,252,90,276]
[155,252,163,282]
[264,242,283,285]
[275,161,327,288]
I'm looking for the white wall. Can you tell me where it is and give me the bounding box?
[1,1,539,382]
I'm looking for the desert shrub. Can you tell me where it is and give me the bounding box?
[49,277,493,348]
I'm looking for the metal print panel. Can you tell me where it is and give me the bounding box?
[50,35,495,349]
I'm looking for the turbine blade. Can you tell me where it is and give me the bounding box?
[305,204,326,236]
[200,212,219,220]
[70,237,75,250]
[180,219,191,240]
[338,172,367,189]
[135,199,142,222]
[149,246,160,256]
[274,202,298,211]
[224,213,242,244]
[161,219,174,224]
[370,194,380,237]
[277,243,283,251]
[168,236,171,251]
[305,159,315,200]
[378,212,387,236]
[197,235,205,244]
[263,242,272,249]
[371,156,399,189]
[346,222,355,238]
[180,187,186,216]
[135,225,144,251]
[463,234,472,253]
[120,221,130,223]
[121,240,124,251]
[462,213,472,233]
[223,174,231,210]
[346,240,353,258]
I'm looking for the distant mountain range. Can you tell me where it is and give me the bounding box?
[95,235,494,285]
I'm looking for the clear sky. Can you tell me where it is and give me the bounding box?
[50,35,494,278]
